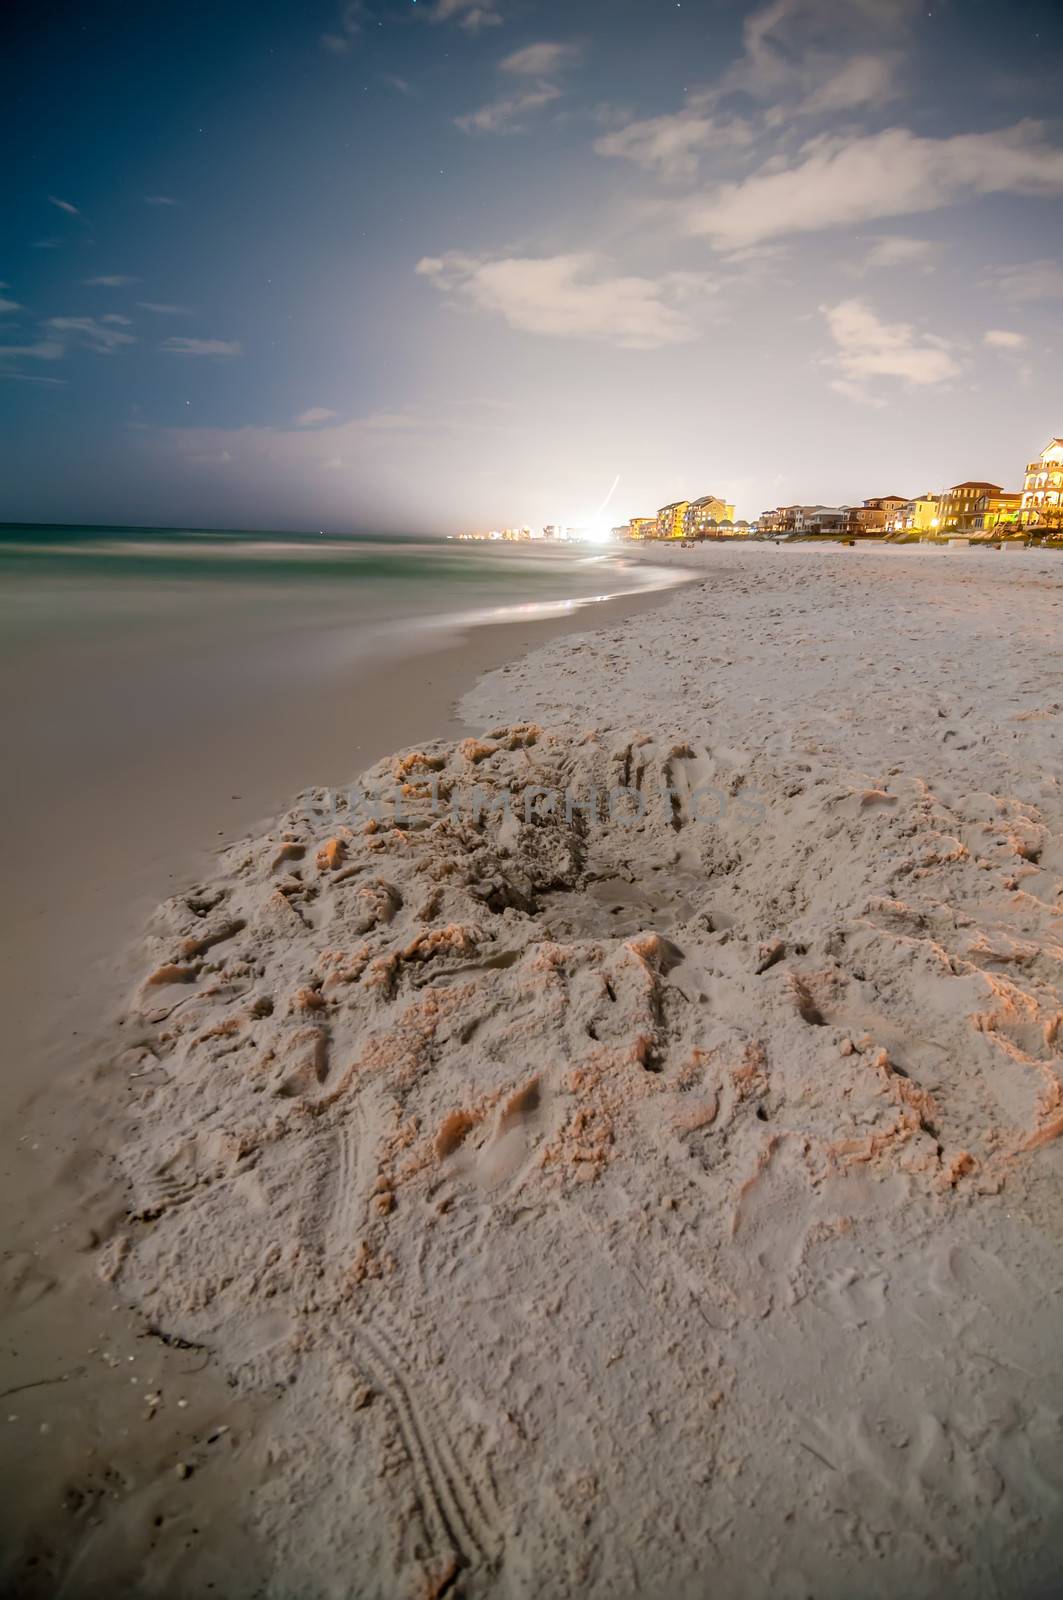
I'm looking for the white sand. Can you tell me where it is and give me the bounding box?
[7,543,1063,1597]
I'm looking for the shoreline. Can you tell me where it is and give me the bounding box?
[1,553,697,1107]
[3,541,1062,1599]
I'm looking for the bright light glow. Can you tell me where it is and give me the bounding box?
[584,518,613,544]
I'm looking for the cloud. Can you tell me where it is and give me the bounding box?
[83,275,139,287]
[457,83,561,134]
[983,258,1063,301]
[684,122,1063,249]
[0,297,23,315]
[1,312,138,372]
[500,41,579,77]
[0,338,65,365]
[432,0,501,30]
[822,297,958,400]
[187,448,233,465]
[859,235,937,272]
[150,408,474,483]
[295,407,339,427]
[320,0,364,52]
[458,36,580,133]
[593,2,911,184]
[417,251,717,349]
[595,106,754,180]
[722,0,914,113]
[45,316,137,354]
[1,370,68,387]
[984,329,1027,350]
[160,337,241,356]
[137,301,194,316]
[48,195,80,216]
[144,195,180,207]
[791,52,900,117]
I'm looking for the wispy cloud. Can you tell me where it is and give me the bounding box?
[0,310,139,376]
[457,83,561,135]
[596,0,913,184]
[720,0,914,116]
[417,252,717,349]
[320,0,364,53]
[295,407,339,427]
[858,235,937,273]
[984,328,1027,349]
[48,195,81,216]
[137,301,194,316]
[144,194,181,207]
[983,258,1063,301]
[822,297,958,402]
[458,37,580,134]
[187,448,233,465]
[595,104,754,181]
[683,122,1063,250]
[3,373,69,387]
[45,316,137,354]
[432,0,502,31]
[0,297,24,315]
[83,274,139,287]
[153,406,505,483]
[499,41,579,77]
[0,338,65,366]
[160,337,241,356]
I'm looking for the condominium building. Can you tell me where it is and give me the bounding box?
[1020,438,1063,528]
[656,500,690,539]
[683,494,736,538]
[628,516,657,540]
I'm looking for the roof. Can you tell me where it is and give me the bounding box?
[688,493,728,508]
[657,500,688,512]
[947,481,1002,492]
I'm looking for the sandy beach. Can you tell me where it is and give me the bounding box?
[3,541,1062,1599]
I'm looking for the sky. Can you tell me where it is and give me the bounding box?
[2,0,1062,532]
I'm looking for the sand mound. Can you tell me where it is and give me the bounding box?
[100,722,1063,1596]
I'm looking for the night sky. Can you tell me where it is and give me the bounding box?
[3,0,1062,532]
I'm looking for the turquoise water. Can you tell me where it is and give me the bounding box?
[0,524,655,652]
[0,523,626,595]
